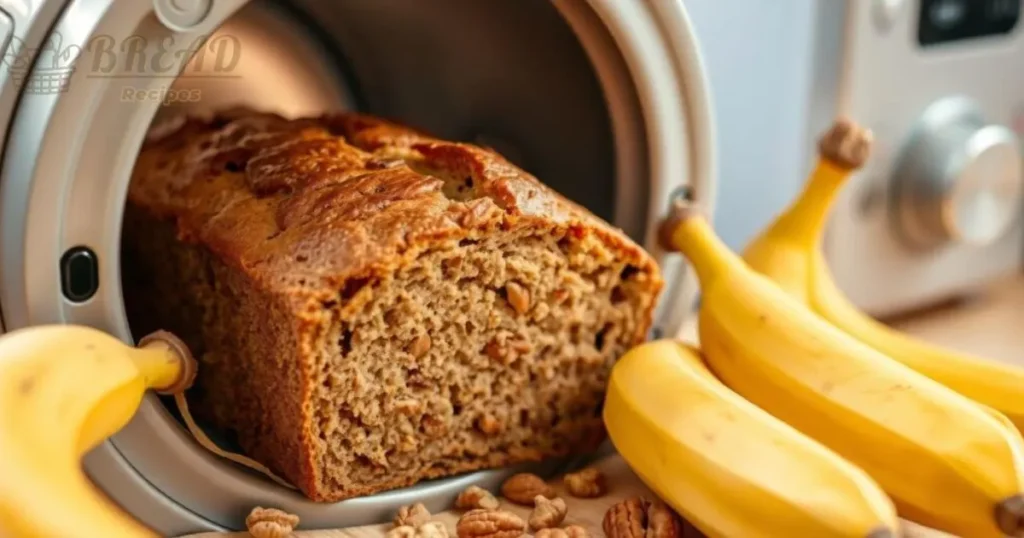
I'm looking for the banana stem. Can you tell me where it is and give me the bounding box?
[770,159,850,247]
[658,199,743,286]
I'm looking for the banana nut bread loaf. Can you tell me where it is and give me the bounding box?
[121,107,662,502]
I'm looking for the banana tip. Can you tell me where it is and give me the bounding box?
[864,526,896,538]
[996,494,1024,537]
[139,330,197,395]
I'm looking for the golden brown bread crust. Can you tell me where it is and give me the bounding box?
[125,108,662,501]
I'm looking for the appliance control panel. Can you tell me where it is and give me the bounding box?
[918,0,1020,46]
[822,0,1024,316]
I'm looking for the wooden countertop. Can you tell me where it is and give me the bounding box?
[184,275,1024,538]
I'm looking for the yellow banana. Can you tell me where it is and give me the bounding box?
[604,339,899,538]
[743,117,1024,435]
[660,201,1024,538]
[0,326,195,538]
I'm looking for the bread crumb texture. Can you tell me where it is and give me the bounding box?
[122,108,662,502]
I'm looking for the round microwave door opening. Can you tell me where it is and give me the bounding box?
[113,0,645,533]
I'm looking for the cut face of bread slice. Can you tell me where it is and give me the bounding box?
[121,109,662,501]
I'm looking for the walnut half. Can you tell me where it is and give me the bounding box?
[245,507,299,538]
[456,509,526,538]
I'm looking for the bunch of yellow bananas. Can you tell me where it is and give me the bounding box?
[0,328,194,537]
[606,118,1024,538]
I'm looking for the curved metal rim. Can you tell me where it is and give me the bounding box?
[0,0,715,533]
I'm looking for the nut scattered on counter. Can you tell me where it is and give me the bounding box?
[245,507,299,538]
[602,497,689,538]
[395,503,432,527]
[456,485,500,510]
[387,526,419,538]
[501,473,555,506]
[388,522,451,538]
[456,509,526,538]
[646,501,687,538]
[418,521,451,538]
[563,467,607,498]
[529,495,568,530]
[535,525,590,538]
[602,497,647,538]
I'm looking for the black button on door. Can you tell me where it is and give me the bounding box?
[60,247,99,302]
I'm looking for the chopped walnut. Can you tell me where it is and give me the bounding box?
[505,281,531,315]
[395,398,423,415]
[529,495,568,530]
[245,507,299,538]
[483,331,530,365]
[476,414,504,436]
[484,338,507,362]
[456,485,501,510]
[509,338,532,354]
[409,334,432,357]
[394,503,431,527]
[532,301,551,321]
[564,467,607,498]
[501,473,555,506]
[456,509,526,538]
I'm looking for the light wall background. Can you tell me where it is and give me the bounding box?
[684,0,820,249]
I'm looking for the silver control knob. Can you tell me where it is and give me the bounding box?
[892,97,1023,249]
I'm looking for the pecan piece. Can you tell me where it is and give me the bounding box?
[603,497,648,538]
[603,497,692,538]
[500,473,554,506]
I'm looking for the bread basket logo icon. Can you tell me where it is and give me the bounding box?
[2,32,80,94]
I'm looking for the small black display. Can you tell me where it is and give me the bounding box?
[60,246,99,303]
[918,0,1020,46]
